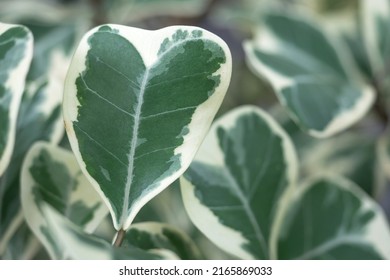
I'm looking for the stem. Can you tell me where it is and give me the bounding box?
[113,229,126,247]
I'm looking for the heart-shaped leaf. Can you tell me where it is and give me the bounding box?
[271,175,390,259]
[0,23,33,176]
[244,13,374,138]
[124,222,202,260]
[63,24,231,231]
[21,142,108,259]
[181,105,298,259]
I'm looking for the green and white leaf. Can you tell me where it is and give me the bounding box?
[360,0,390,72]
[0,21,78,252]
[181,106,298,259]
[41,204,161,260]
[2,222,42,260]
[271,175,390,259]
[64,24,231,231]
[244,12,374,137]
[124,222,202,260]
[0,23,33,176]
[21,142,108,259]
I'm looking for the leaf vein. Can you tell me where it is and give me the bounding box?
[74,123,127,167]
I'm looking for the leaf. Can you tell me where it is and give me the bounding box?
[41,204,161,260]
[302,132,379,196]
[271,175,390,259]
[360,0,390,72]
[2,222,42,260]
[21,142,108,259]
[63,24,232,231]
[0,21,77,251]
[244,12,374,137]
[124,222,202,260]
[0,23,33,176]
[181,105,298,259]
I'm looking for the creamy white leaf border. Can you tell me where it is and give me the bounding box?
[181,105,298,259]
[21,141,108,259]
[0,23,33,176]
[269,174,390,259]
[243,13,375,138]
[360,0,390,71]
[64,24,232,230]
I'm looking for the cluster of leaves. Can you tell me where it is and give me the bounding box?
[1,0,390,260]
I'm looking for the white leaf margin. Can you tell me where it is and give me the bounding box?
[0,23,33,176]
[21,141,108,259]
[360,0,390,71]
[181,105,298,259]
[243,14,375,138]
[269,174,390,260]
[63,24,232,230]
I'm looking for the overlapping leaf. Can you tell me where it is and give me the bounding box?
[21,142,108,259]
[0,22,77,254]
[0,23,33,176]
[181,106,298,259]
[124,222,202,259]
[244,12,374,137]
[63,24,232,231]
[271,176,390,259]
[42,204,161,260]
[360,0,390,73]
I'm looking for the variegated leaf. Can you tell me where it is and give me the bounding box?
[63,24,232,231]
[2,223,42,260]
[360,0,390,73]
[181,106,298,259]
[42,204,161,260]
[244,12,374,138]
[0,23,33,176]
[0,22,77,252]
[124,222,202,260]
[271,176,390,259]
[21,142,108,259]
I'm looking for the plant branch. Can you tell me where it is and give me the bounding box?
[113,229,126,247]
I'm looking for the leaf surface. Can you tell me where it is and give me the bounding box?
[0,23,33,176]
[181,106,298,259]
[42,204,161,260]
[21,142,108,259]
[271,176,390,259]
[0,22,77,252]
[124,222,202,260]
[244,13,374,137]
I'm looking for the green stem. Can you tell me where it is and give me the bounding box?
[113,229,126,247]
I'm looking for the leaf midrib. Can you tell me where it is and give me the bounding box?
[121,68,150,227]
[117,36,205,228]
